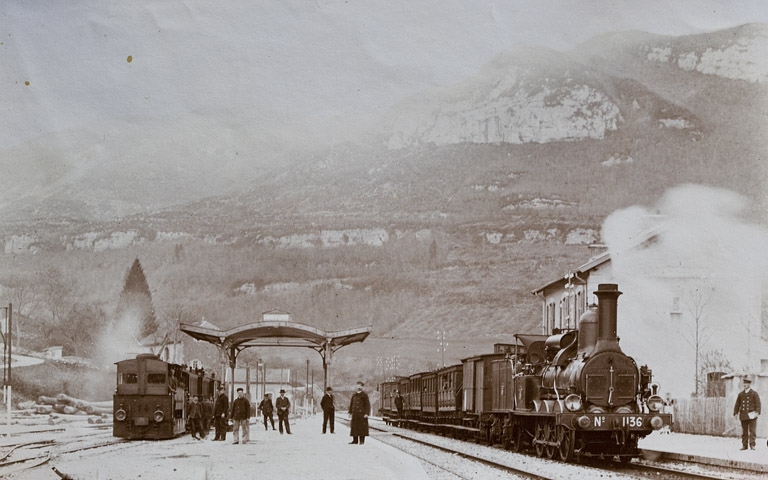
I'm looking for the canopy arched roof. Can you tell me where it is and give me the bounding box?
[180,320,371,352]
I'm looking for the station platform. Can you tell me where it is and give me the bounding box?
[638,431,768,473]
[23,413,430,480]
[227,413,430,479]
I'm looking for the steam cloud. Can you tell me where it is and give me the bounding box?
[601,184,768,398]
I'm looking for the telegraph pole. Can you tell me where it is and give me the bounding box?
[437,330,447,368]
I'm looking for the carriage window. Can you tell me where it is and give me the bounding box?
[147,373,166,384]
[121,373,138,384]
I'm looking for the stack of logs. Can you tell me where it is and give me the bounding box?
[33,394,112,415]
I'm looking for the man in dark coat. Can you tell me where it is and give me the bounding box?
[188,395,204,440]
[213,386,229,441]
[230,388,251,444]
[275,389,292,434]
[733,377,761,450]
[394,390,404,417]
[258,393,276,431]
[201,396,213,436]
[348,381,370,445]
[321,386,335,434]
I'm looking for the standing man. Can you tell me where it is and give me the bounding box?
[258,393,276,431]
[321,386,335,434]
[394,390,404,418]
[230,388,251,445]
[201,395,213,437]
[348,381,370,445]
[213,386,229,441]
[188,396,204,440]
[733,377,761,450]
[275,389,292,434]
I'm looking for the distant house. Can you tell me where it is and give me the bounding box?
[532,224,768,399]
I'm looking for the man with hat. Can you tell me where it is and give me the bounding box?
[275,389,292,434]
[212,385,229,441]
[321,386,335,434]
[258,392,276,431]
[733,376,761,450]
[348,381,370,445]
[230,387,251,444]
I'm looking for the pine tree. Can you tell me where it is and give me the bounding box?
[115,258,158,340]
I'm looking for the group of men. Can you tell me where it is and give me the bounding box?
[208,386,295,443]
[320,380,371,444]
[188,380,372,445]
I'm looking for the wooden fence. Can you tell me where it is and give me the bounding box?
[672,397,741,437]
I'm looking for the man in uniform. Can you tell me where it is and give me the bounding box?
[733,377,761,450]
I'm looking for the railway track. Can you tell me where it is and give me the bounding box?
[0,424,130,478]
[364,417,744,480]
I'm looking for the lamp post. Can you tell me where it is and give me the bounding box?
[257,359,263,400]
[260,361,266,398]
[1,304,12,430]
[305,359,309,418]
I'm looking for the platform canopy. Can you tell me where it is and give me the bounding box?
[180,313,372,390]
[180,320,371,352]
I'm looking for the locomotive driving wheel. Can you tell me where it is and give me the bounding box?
[556,426,575,462]
[544,421,556,459]
[510,425,524,453]
[534,421,546,457]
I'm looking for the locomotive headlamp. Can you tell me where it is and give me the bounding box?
[153,409,165,423]
[646,395,664,412]
[115,408,127,422]
[564,394,582,412]
[650,416,664,430]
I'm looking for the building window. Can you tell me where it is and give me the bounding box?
[671,296,680,313]
[670,296,682,322]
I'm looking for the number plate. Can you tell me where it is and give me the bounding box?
[134,417,149,426]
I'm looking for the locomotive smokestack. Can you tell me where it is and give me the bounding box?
[594,283,622,353]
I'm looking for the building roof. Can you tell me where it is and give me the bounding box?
[531,251,610,296]
[531,223,663,296]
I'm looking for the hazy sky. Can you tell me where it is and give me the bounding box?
[3,0,768,149]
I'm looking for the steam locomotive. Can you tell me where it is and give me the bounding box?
[379,284,671,462]
[113,354,219,439]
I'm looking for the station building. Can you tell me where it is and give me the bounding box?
[532,224,768,401]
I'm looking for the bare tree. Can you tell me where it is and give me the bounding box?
[36,268,78,346]
[157,302,199,363]
[681,286,714,397]
[56,303,105,357]
[0,273,38,347]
